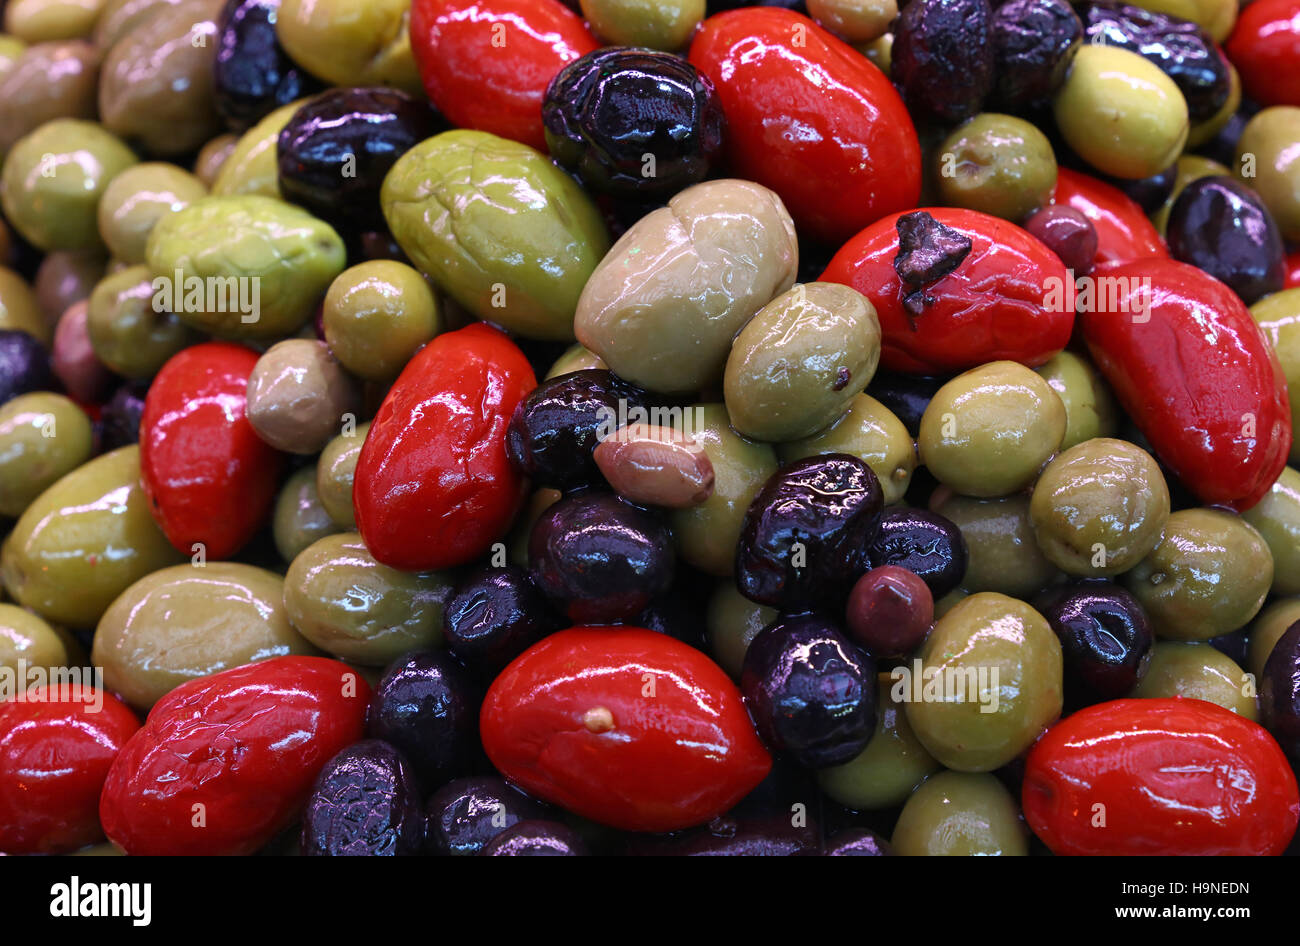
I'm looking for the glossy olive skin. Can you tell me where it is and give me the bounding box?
[1237,107,1300,244]
[824,828,893,856]
[0,393,94,519]
[317,422,368,529]
[892,0,995,124]
[741,615,877,768]
[214,0,319,131]
[506,369,651,490]
[933,492,1059,598]
[0,40,101,155]
[0,603,69,678]
[1261,622,1300,766]
[706,580,777,679]
[1251,289,1300,466]
[212,100,299,198]
[544,47,725,202]
[424,775,550,856]
[1248,599,1300,683]
[444,566,564,677]
[278,87,442,234]
[99,381,148,451]
[1132,641,1257,719]
[990,0,1082,109]
[0,267,50,344]
[1166,176,1285,305]
[480,820,589,856]
[367,650,481,787]
[1034,350,1117,450]
[1244,468,1300,596]
[97,164,207,267]
[892,770,1029,856]
[300,740,423,856]
[1042,580,1153,701]
[276,0,420,93]
[322,260,439,382]
[528,492,675,623]
[272,464,339,562]
[1023,205,1098,276]
[0,330,51,406]
[866,507,967,599]
[86,265,199,379]
[735,454,883,611]
[777,393,915,505]
[935,114,1057,222]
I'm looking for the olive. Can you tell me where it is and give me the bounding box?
[705,580,777,679]
[99,380,148,451]
[867,506,968,598]
[1042,580,1153,701]
[1251,289,1300,466]
[892,0,995,124]
[741,614,876,768]
[892,771,1029,856]
[635,590,707,648]
[1131,641,1257,719]
[543,47,725,202]
[990,0,1082,110]
[1261,622,1300,766]
[594,423,715,510]
[546,343,606,380]
[0,393,94,518]
[274,0,421,94]
[777,394,915,506]
[6,0,104,42]
[194,133,240,189]
[1166,176,1284,305]
[424,776,550,856]
[0,603,69,679]
[51,300,114,404]
[845,565,934,658]
[1247,598,1300,683]
[277,87,442,235]
[1150,153,1229,237]
[271,464,339,563]
[321,260,439,382]
[480,821,589,856]
[443,566,564,677]
[367,650,481,787]
[246,339,360,454]
[933,492,1061,599]
[935,113,1058,222]
[529,492,674,623]
[300,740,423,856]
[212,99,301,198]
[809,0,896,44]
[735,454,883,611]
[505,369,652,491]
[1243,467,1300,597]
[865,371,945,438]
[96,164,207,266]
[34,251,105,331]
[86,265,199,379]
[1022,205,1099,276]
[0,40,100,155]
[0,329,51,403]
[1034,350,1118,449]
[214,0,320,132]
[0,266,49,344]
[317,422,368,529]
[1236,107,1300,244]
[1102,163,1178,214]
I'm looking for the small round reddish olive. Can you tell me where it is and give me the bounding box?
[1023,204,1098,276]
[845,565,934,657]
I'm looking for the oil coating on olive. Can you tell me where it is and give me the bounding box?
[808,0,896,44]
[212,99,302,198]
[96,163,207,266]
[272,464,340,563]
[274,0,421,93]
[245,339,360,454]
[317,422,368,529]
[1166,176,1284,305]
[543,47,725,202]
[935,113,1058,222]
[1123,508,1273,642]
[300,739,423,856]
[990,0,1082,110]
[892,770,1029,856]
[1251,289,1300,466]
[580,0,704,50]
[1149,153,1228,238]
[1034,350,1117,449]
[86,265,199,379]
[443,566,563,678]
[1261,622,1300,766]
[424,775,550,856]
[724,282,881,444]
[1244,467,1300,597]
[1042,580,1153,701]
[932,492,1062,599]
[892,0,995,124]
[0,267,49,344]
[321,260,439,382]
[0,392,94,519]
[1237,107,1300,244]
[867,506,968,598]
[906,591,1063,771]
[284,533,455,666]
[0,40,100,155]
[0,602,68,678]
[777,393,916,505]
[1248,598,1300,683]
[735,454,883,611]
[1132,641,1257,719]
[214,0,320,131]
[93,561,316,709]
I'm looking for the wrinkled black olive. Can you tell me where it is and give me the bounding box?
[992,0,1083,110]
[0,329,51,404]
[1261,621,1300,767]
[1167,176,1285,304]
[892,0,996,124]
[1042,581,1153,701]
[214,0,319,131]
[424,776,550,856]
[867,507,968,598]
[443,566,563,677]
[367,651,481,786]
[300,740,423,856]
[479,820,589,856]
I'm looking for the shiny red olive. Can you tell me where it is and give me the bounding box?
[140,341,285,560]
[820,207,1072,374]
[0,685,138,855]
[1050,167,1168,267]
[1081,257,1291,511]
[481,627,772,833]
[1023,698,1300,855]
[409,0,598,151]
[689,7,921,245]
[99,656,370,856]
[1226,0,1300,108]
[354,323,536,571]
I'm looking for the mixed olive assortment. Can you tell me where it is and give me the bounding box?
[1,0,1300,858]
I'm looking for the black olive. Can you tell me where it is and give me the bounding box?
[1042,581,1154,703]
[1261,622,1300,767]
[866,371,947,437]
[214,0,320,132]
[0,329,51,404]
[867,507,968,598]
[892,0,996,125]
[1167,176,1285,304]
[479,820,589,856]
[424,776,550,856]
[300,740,424,856]
[992,0,1083,110]
[367,651,481,787]
[443,566,564,677]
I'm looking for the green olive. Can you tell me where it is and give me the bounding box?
[705,580,777,679]
[1185,60,1240,150]
[5,0,106,43]
[322,261,440,381]
[1247,597,1300,682]
[580,0,704,50]
[97,162,206,264]
[284,532,455,665]
[724,282,881,443]
[1131,0,1235,43]
[919,360,1066,497]
[1236,107,1300,243]
[0,602,69,680]
[0,264,50,343]
[1,445,184,628]
[0,392,94,518]
[93,562,317,709]
[193,132,238,189]
[545,342,607,380]
[1150,154,1229,237]
[0,40,100,156]
[1251,288,1300,465]
[211,101,302,198]
[145,194,346,340]
[810,0,896,43]
[778,393,916,505]
[891,770,1029,856]
[669,403,778,576]
[859,32,892,74]
[934,492,1060,598]
[0,118,137,252]
[1243,467,1300,596]
[275,0,421,93]
[1123,508,1273,641]
[817,673,942,810]
[1029,438,1170,576]
[1130,641,1257,719]
[316,422,369,529]
[87,264,199,377]
[272,465,341,563]
[0,35,25,78]
[905,591,1062,772]
[1053,45,1188,180]
[383,130,610,342]
[1035,350,1118,450]
[936,113,1057,221]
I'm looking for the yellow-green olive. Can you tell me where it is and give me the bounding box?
[936,113,1058,221]
[705,580,777,679]
[275,0,421,93]
[322,261,440,382]
[93,0,184,50]
[97,163,206,264]
[0,392,94,518]
[1131,0,1235,43]
[0,264,50,343]
[317,422,369,529]
[1236,107,1300,243]
[580,0,704,51]
[810,0,896,43]
[0,602,69,681]
[1242,466,1300,596]
[891,770,1029,856]
[545,342,606,380]
[1247,597,1300,682]
[778,393,916,504]
[272,465,341,563]
[1252,288,1300,465]
[5,0,107,43]
[211,101,303,198]
[87,264,199,378]
[1130,640,1257,719]
[933,491,1061,599]
[193,132,238,189]
[1035,350,1118,450]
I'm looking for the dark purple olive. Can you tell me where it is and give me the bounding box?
[300,740,423,856]
[367,651,480,786]
[845,565,934,658]
[741,615,876,768]
[1078,1,1231,121]
[1022,204,1099,276]
[892,0,996,124]
[1207,629,1249,668]
[544,47,725,202]
[478,820,588,856]
[505,369,651,490]
[628,814,821,855]
[528,491,675,623]
[1042,581,1153,701]
[99,380,149,451]
[1167,176,1284,304]
[277,87,443,232]
[424,776,550,856]
[991,0,1083,110]
[824,827,893,856]
[214,0,320,131]
[736,455,883,611]
[1261,622,1300,767]
[0,329,51,404]
[1101,164,1177,214]
[866,372,945,438]
[443,566,563,676]
[866,507,968,598]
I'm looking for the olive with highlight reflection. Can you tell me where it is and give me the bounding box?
[867,506,968,598]
[214,0,320,131]
[1042,580,1153,701]
[443,565,564,677]
[301,739,423,856]
[424,775,550,856]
